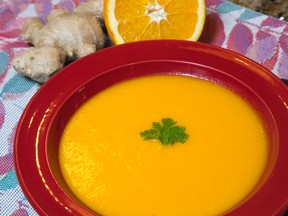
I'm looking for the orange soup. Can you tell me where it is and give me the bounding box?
[59,75,268,216]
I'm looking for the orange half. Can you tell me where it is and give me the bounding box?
[104,0,206,44]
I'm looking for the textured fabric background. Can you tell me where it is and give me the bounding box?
[0,0,287,215]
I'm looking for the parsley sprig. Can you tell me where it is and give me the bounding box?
[140,118,189,145]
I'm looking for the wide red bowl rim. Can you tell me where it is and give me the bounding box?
[14,40,288,216]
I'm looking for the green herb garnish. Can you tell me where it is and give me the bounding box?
[140,118,189,145]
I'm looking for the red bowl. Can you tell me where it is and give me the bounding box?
[14,40,288,215]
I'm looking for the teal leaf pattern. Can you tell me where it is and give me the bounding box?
[239,10,262,20]
[0,169,18,190]
[217,2,243,14]
[0,51,9,75]
[0,74,37,97]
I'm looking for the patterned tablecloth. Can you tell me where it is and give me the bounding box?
[0,0,287,215]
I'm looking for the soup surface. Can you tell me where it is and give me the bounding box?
[59,75,268,216]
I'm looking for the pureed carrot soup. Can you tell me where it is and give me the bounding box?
[59,75,268,216]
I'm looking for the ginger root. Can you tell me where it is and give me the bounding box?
[74,0,104,26]
[12,0,106,83]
